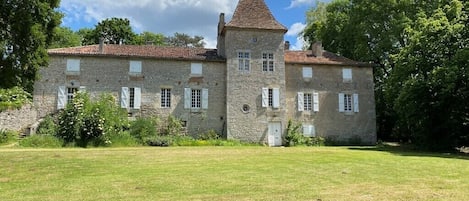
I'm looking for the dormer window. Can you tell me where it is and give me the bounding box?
[129,61,142,76]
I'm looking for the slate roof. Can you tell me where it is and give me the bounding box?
[48,45,225,62]
[225,0,287,32]
[284,51,374,67]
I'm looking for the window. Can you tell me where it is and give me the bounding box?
[262,53,274,72]
[191,89,201,109]
[298,92,319,112]
[303,67,313,79]
[238,51,250,72]
[303,125,316,137]
[66,59,80,74]
[262,87,280,108]
[67,87,78,104]
[191,63,203,76]
[121,87,141,109]
[161,88,171,108]
[343,68,352,82]
[57,86,85,109]
[184,88,208,109]
[339,93,359,113]
[129,61,142,75]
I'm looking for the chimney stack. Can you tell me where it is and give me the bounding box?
[312,41,323,57]
[284,41,290,50]
[99,37,104,53]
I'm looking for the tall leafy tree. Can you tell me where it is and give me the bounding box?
[49,26,81,48]
[94,18,136,44]
[133,32,165,46]
[0,0,62,92]
[165,32,205,47]
[76,28,95,45]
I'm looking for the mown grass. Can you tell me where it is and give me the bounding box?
[0,146,468,201]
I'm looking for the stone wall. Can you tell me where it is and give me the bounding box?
[0,104,37,132]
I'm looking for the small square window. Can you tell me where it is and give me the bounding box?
[191,63,203,76]
[129,61,142,75]
[66,59,80,74]
[343,68,352,82]
[303,67,313,79]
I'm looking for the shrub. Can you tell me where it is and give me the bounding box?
[145,135,173,147]
[36,115,58,135]
[129,117,159,143]
[162,115,183,136]
[56,92,129,147]
[285,120,306,146]
[0,129,17,145]
[199,129,220,140]
[0,86,31,112]
[108,131,139,147]
[19,135,63,148]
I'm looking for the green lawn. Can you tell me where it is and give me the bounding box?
[0,146,468,201]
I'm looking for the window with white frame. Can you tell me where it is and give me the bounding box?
[57,86,86,109]
[303,67,313,79]
[161,88,171,108]
[66,59,80,74]
[129,61,142,75]
[121,87,141,109]
[184,88,208,110]
[238,51,250,72]
[297,92,319,112]
[262,53,274,72]
[342,68,352,82]
[262,87,280,108]
[303,124,316,137]
[191,63,203,76]
[339,93,359,113]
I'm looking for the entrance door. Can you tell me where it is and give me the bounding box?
[268,122,282,146]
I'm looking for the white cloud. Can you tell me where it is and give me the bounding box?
[60,0,238,48]
[286,0,314,9]
[286,22,307,50]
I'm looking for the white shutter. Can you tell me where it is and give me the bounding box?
[134,87,141,109]
[302,67,313,78]
[353,93,359,113]
[313,92,319,112]
[184,88,191,109]
[262,88,269,108]
[57,86,66,110]
[66,59,80,72]
[202,88,208,109]
[310,125,316,137]
[302,125,315,137]
[297,92,304,112]
[339,93,345,112]
[343,68,352,81]
[79,86,86,92]
[273,88,280,108]
[121,87,129,109]
[303,125,310,136]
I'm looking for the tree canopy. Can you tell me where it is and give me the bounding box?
[0,0,62,92]
[304,0,469,150]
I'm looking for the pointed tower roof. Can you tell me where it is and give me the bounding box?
[225,0,287,32]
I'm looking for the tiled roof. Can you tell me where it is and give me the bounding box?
[48,45,225,61]
[225,0,287,32]
[284,51,374,67]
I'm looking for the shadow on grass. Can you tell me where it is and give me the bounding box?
[348,143,469,160]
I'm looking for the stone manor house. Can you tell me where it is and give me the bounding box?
[34,0,377,146]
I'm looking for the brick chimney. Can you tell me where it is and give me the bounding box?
[284,41,290,50]
[99,37,104,53]
[312,41,323,57]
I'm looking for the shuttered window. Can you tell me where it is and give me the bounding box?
[262,87,280,108]
[298,92,319,112]
[339,93,359,113]
[121,87,141,109]
[184,88,208,110]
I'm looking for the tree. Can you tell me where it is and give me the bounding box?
[0,0,62,92]
[76,28,95,45]
[165,32,205,47]
[94,18,136,44]
[49,26,81,48]
[133,32,165,46]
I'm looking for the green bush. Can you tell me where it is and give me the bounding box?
[0,129,17,145]
[108,131,139,147]
[56,92,129,147]
[0,86,31,112]
[162,115,183,136]
[129,117,159,143]
[198,129,220,140]
[285,120,306,146]
[36,115,58,135]
[145,135,173,147]
[19,135,63,148]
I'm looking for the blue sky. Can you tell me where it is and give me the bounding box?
[60,0,330,50]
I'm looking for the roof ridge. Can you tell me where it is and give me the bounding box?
[226,0,287,31]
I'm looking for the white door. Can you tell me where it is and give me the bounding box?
[268,122,282,146]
